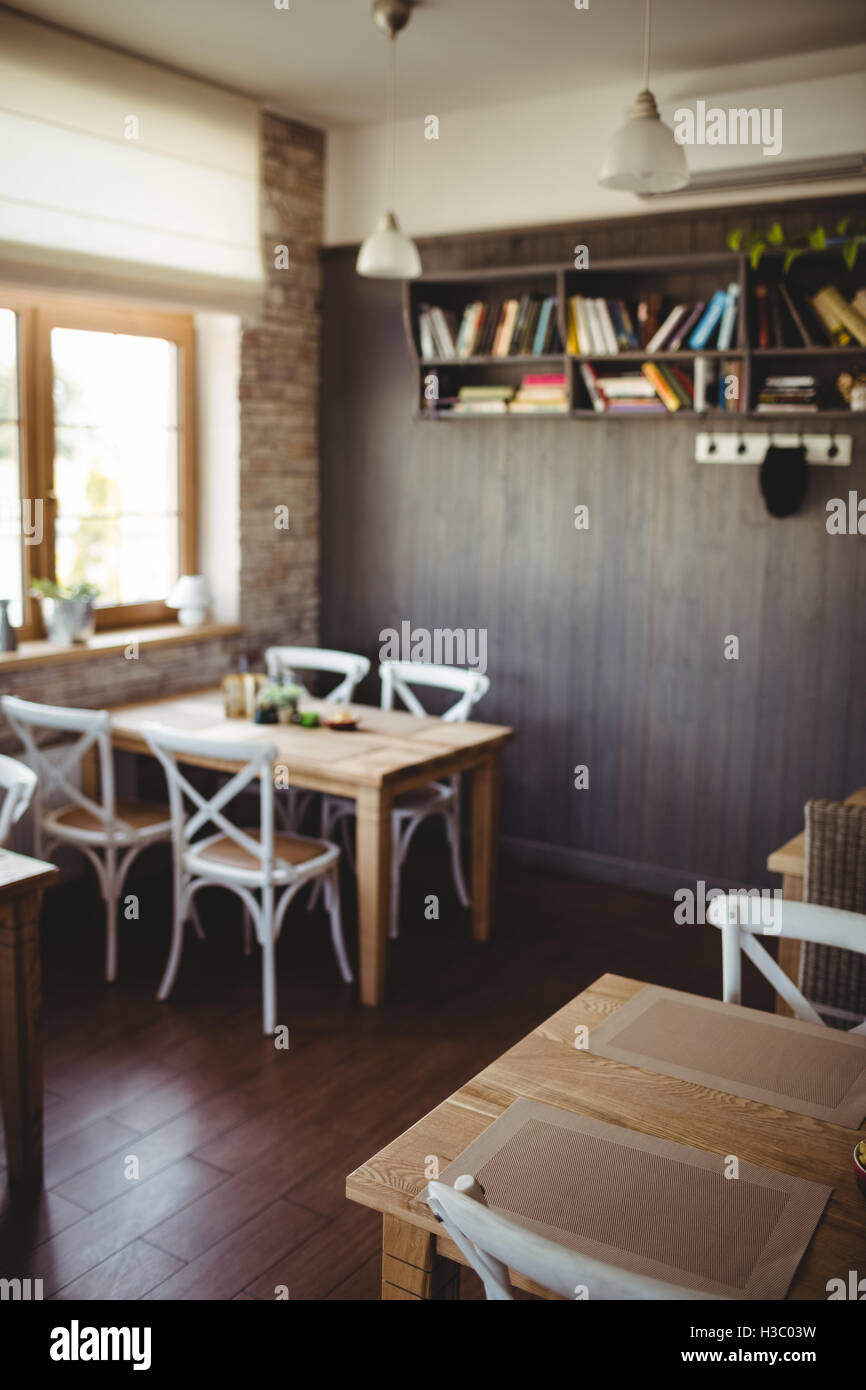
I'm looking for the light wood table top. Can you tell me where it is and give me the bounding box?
[107,688,513,796]
[767,787,866,879]
[104,687,514,1007]
[347,973,865,1299]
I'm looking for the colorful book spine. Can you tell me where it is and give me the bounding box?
[716,284,741,351]
[579,362,608,413]
[641,361,681,411]
[688,290,727,350]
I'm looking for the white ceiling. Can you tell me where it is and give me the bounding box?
[6,0,866,130]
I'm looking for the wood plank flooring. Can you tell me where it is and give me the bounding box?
[0,834,772,1300]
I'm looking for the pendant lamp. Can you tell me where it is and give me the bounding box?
[598,0,689,194]
[357,0,421,279]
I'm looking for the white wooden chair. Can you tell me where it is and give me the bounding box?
[1,694,173,981]
[317,661,490,939]
[0,753,37,846]
[424,1177,723,1301]
[142,723,353,1034]
[263,646,370,831]
[707,893,866,1034]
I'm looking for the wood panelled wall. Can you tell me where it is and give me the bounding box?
[320,195,866,893]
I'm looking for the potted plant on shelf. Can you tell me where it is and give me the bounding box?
[30,579,99,645]
[254,681,303,725]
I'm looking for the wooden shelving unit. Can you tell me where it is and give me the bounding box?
[404,247,865,421]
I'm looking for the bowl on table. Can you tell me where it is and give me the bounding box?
[854,1141,866,1196]
[321,709,360,731]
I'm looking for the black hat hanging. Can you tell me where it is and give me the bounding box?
[759,443,808,518]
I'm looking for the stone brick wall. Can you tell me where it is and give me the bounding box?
[240,112,324,654]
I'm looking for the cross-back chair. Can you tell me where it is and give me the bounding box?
[425,1176,723,1301]
[316,660,490,938]
[707,893,866,1035]
[143,723,352,1034]
[1,694,173,981]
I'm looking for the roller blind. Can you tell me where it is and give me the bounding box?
[0,11,264,313]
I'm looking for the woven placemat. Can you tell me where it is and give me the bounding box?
[434,1100,831,1300]
[588,986,866,1126]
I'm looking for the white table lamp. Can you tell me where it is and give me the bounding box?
[167,574,211,627]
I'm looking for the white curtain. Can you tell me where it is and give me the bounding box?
[0,11,264,313]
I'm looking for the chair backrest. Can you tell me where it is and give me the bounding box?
[142,723,283,879]
[707,893,866,1034]
[425,1177,722,1301]
[379,661,490,724]
[0,753,38,846]
[802,798,866,1027]
[264,647,370,704]
[1,694,118,832]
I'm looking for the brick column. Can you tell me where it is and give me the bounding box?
[240,112,324,657]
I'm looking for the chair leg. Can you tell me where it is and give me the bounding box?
[260,930,277,1035]
[445,805,471,909]
[157,872,187,1002]
[242,904,254,957]
[389,822,404,941]
[104,847,119,983]
[325,869,354,983]
[188,896,206,940]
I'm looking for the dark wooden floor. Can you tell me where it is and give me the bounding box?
[0,834,773,1300]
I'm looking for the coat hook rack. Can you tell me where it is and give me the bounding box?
[695,431,852,467]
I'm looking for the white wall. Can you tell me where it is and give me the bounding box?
[195,313,241,624]
[325,48,866,244]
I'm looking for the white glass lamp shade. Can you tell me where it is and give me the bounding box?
[166,574,210,626]
[356,211,422,279]
[598,90,689,194]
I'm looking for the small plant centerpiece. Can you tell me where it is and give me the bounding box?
[30,578,99,645]
[254,681,303,725]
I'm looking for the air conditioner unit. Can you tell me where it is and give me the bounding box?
[639,152,866,199]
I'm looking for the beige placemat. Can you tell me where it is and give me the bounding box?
[587,985,866,1126]
[433,1100,830,1300]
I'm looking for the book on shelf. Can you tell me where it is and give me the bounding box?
[755,373,818,412]
[693,355,713,410]
[748,280,866,349]
[421,293,563,361]
[776,283,814,346]
[667,302,705,351]
[578,361,608,412]
[812,285,866,347]
[641,362,682,412]
[716,283,741,351]
[637,291,663,348]
[687,290,728,350]
[645,304,690,354]
[509,371,568,413]
[718,358,745,412]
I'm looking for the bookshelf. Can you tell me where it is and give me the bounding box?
[404,247,865,421]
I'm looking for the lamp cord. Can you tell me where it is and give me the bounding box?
[642,0,652,91]
[388,35,397,212]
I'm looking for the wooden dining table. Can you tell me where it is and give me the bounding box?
[101,688,514,1006]
[346,973,866,1299]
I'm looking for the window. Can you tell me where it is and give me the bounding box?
[0,293,196,638]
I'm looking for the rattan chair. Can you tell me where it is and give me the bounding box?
[801,798,866,1028]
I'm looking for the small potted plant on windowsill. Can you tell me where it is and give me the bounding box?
[30,579,99,645]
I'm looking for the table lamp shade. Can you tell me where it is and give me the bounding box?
[167,574,210,626]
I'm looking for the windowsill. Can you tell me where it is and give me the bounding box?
[0,621,243,673]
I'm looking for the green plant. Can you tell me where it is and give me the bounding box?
[256,681,302,710]
[727,216,865,272]
[30,578,100,601]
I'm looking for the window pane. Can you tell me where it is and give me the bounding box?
[0,311,25,629]
[51,328,180,607]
